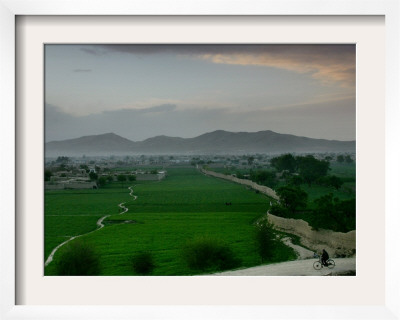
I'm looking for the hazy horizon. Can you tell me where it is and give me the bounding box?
[45,44,355,142]
[46,128,356,143]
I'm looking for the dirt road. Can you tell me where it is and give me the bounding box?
[212,257,356,276]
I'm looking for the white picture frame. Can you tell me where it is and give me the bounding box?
[1,1,399,319]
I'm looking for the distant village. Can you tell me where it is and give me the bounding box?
[45,152,354,190]
[45,155,169,190]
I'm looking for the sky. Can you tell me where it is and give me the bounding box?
[45,44,355,142]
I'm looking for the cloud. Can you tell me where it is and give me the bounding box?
[139,104,176,113]
[80,44,355,87]
[101,104,177,115]
[80,47,105,56]
[197,48,355,87]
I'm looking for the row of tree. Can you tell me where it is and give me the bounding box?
[270,154,331,185]
[95,174,136,187]
[269,185,355,232]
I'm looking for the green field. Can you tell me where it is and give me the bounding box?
[45,188,133,259]
[45,167,296,275]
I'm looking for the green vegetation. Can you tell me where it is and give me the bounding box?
[250,170,278,188]
[208,154,356,233]
[182,236,240,272]
[310,194,356,232]
[45,187,132,259]
[55,240,101,275]
[255,221,275,262]
[276,185,308,214]
[44,170,52,181]
[45,167,297,276]
[270,153,296,173]
[45,154,355,275]
[267,155,355,232]
[131,252,155,275]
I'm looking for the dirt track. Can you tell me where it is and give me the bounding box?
[212,257,356,276]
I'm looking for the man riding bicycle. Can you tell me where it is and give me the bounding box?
[321,249,329,266]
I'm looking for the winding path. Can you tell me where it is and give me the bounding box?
[44,186,137,267]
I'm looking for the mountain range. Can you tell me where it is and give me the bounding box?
[45,130,356,156]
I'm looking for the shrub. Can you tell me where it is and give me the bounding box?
[269,204,291,218]
[311,194,356,232]
[98,176,107,187]
[89,172,98,181]
[255,221,276,262]
[44,170,52,181]
[182,237,240,272]
[276,185,308,214]
[56,240,100,276]
[132,252,155,275]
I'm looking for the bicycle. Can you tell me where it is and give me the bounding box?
[313,255,335,270]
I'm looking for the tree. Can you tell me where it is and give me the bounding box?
[311,194,355,232]
[56,156,70,163]
[117,174,127,185]
[269,204,290,218]
[247,156,255,166]
[336,198,356,232]
[276,185,308,214]
[98,177,107,187]
[235,171,245,179]
[296,155,330,185]
[56,241,100,275]
[317,175,343,190]
[337,155,345,163]
[270,154,297,173]
[255,221,276,262]
[288,175,303,186]
[250,170,277,188]
[311,193,338,230]
[89,172,98,181]
[344,155,354,164]
[80,164,89,171]
[131,252,155,275]
[128,175,136,182]
[44,170,52,181]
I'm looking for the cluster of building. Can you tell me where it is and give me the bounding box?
[45,158,167,190]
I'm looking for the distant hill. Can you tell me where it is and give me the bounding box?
[45,130,356,156]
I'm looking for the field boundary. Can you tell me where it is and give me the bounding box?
[201,167,355,257]
[200,168,279,200]
[266,213,356,257]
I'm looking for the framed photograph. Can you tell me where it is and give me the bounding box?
[1,1,399,319]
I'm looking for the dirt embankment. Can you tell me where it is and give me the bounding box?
[201,168,279,200]
[201,168,355,257]
[267,213,356,257]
